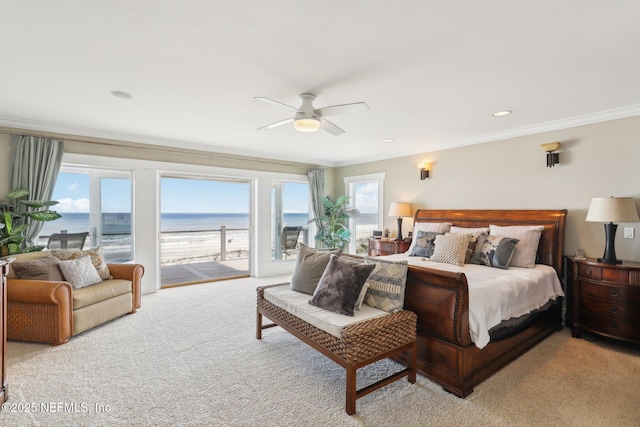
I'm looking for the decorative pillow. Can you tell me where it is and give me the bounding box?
[51,247,112,280]
[429,233,471,266]
[471,234,520,269]
[489,225,544,268]
[409,230,442,257]
[309,255,375,316]
[290,244,341,295]
[355,282,370,310]
[449,226,489,264]
[407,222,452,254]
[362,256,409,313]
[11,255,65,281]
[57,256,103,289]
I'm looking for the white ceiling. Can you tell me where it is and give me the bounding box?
[2,1,640,167]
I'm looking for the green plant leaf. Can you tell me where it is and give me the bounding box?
[26,211,62,222]
[24,245,46,252]
[20,199,59,209]
[6,188,30,199]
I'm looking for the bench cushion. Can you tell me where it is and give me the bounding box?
[264,284,388,339]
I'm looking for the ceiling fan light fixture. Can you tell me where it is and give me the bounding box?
[293,117,321,132]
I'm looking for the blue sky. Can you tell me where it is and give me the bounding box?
[52,173,309,213]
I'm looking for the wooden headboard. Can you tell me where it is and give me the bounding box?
[413,209,567,275]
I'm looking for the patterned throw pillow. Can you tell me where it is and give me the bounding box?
[362,256,409,313]
[57,256,103,289]
[51,247,113,280]
[409,230,442,257]
[449,227,489,264]
[471,234,520,269]
[309,255,375,316]
[429,233,471,266]
[11,255,65,281]
[407,222,452,254]
[290,244,342,294]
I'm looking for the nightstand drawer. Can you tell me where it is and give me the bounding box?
[580,281,640,303]
[579,295,640,322]
[579,265,602,280]
[580,311,640,341]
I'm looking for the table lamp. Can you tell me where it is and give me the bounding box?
[388,202,412,241]
[585,196,639,264]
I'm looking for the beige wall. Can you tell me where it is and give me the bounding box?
[334,116,640,262]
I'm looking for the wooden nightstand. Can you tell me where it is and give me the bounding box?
[567,257,640,344]
[368,238,410,257]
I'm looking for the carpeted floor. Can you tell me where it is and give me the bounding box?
[3,275,640,426]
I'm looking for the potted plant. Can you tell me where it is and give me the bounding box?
[310,195,360,249]
[0,188,61,256]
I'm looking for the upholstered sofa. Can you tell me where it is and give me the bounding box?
[5,250,144,345]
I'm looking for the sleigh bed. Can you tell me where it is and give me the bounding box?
[392,209,567,397]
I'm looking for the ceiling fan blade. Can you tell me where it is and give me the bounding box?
[256,117,294,131]
[320,118,345,136]
[254,97,299,113]
[316,102,369,117]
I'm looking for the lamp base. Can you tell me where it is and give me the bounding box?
[395,217,403,241]
[597,257,622,265]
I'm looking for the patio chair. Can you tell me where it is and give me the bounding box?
[281,226,302,259]
[46,232,89,250]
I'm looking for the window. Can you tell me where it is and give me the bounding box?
[344,173,385,254]
[41,167,133,262]
[271,181,309,260]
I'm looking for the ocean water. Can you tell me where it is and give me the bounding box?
[40,212,379,235]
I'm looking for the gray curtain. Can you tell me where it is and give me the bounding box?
[307,168,325,247]
[11,135,64,247]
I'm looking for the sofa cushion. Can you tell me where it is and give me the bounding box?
[290,244,341,295]
[11,255,65,281]
[58,256,103,289]
[51,246,113,280]
[73,279,133,310]
[309,255,375,316]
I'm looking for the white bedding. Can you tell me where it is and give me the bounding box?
[381,253,564,349]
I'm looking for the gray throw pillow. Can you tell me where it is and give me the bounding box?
[309,255,375,316]
[471,234,520,269]
[409,230,442,257]
[11,256,65,281]
[58,256,103,289]
[290,244,341,294]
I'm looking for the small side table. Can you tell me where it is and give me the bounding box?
[368,238,410,257]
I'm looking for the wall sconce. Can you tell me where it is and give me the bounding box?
[418,162,430,180]
[540,142,560,167]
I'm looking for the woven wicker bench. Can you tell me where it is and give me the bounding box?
[256,283,417,415]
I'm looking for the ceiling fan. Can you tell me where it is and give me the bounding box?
[254,93,369,136]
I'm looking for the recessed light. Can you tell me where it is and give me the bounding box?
[383,138,395,143]
[493,110,512,117]
[110,90,132,99]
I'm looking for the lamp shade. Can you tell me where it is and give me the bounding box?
[388,202,412,218]
[585,197,639,223]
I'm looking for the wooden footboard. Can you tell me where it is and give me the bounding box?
[394,209,567,397]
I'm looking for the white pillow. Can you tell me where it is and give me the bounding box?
[429,233,471,266]
[408,222,452,254]
[58,256,103,289]
[449,226,489,236]
[489,225,544,268]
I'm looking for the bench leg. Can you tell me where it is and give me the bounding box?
[408,341,417,383]
[346,365,357,415]
[256,309,262,339]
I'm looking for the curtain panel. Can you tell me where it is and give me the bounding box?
[11,135,64,248]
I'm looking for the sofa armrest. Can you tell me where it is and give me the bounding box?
[108,263,144,311]
[7,278,73,305]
